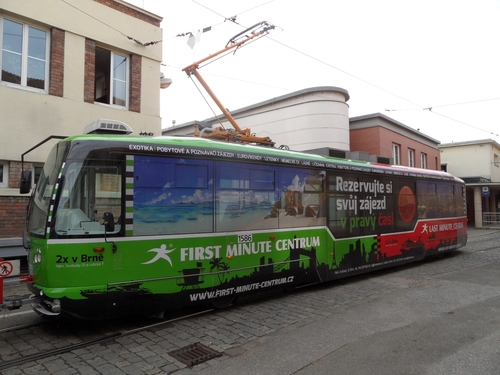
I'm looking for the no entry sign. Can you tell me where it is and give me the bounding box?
[0,259,21,304]
[0,260,20,278]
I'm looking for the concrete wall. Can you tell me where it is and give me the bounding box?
[440,140,500,180]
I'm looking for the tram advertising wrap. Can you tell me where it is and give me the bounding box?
[21,131,467,319]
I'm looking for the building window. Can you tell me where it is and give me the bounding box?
[1,17,49,91]
[421,153,427,169]
[34,165,43,184]
[408,149,415,167]
[494,154,499,167]
[0,161,8,188]
[392,143,401,165]
[94,46,128,107]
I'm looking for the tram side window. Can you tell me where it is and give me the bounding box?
[417,182,437,219]
[449,183,466,217]
[417,181,461,219]
[438,183,455,217]
[457,184,466,216]
[327,174,349,232]
[133,156,213,236]
[215,162,278,232]
[278,168,326,229]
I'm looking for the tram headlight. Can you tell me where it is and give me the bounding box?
[33,248,42,263]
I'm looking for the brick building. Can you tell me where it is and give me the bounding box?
[0,0,163,240]
[349,113,441,170]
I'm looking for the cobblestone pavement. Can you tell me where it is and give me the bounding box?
[2,228,500,375]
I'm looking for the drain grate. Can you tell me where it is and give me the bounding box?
[168,342,222,367]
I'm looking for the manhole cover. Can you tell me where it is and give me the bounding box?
[168,342,222,366]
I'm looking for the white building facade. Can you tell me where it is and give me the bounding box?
[440,139,500,227]
[163,86,351,152]
[0,0,163,239]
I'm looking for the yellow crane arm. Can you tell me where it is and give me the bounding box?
[182,21,275,146]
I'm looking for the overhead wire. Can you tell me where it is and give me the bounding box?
[256,34,499,139]
[186,0,424,108]
[58,0,497,139]
[386,97,500,137]
[425,110,500,137]
[181,1,498,138]
[168,0,277,41]
[172,3,277,123]
[191,0,277,23]
[386,97,500,112]
[422,97,500,111]
[188,76,226,126]
[60,0,161,46]
[191,0,233,22]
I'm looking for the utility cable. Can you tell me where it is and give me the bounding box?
[187,76,227,129]
[185,0,498,138]
[61,0,161,46]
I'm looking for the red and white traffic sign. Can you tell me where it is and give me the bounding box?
[0,260,20,278]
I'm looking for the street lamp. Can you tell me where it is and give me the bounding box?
[160,72,172,89]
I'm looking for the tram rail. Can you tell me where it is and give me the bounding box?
[0,320,47,334]
[0,306,214,372]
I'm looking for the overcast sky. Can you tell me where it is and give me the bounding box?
[125,0,500,145]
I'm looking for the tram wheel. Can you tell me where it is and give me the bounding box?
[283,284,295,293]
[210,296,236,309]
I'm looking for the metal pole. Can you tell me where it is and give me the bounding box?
[191,70,242,133]
[0,258,4,304]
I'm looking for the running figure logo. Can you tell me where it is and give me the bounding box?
[142,244,175,266]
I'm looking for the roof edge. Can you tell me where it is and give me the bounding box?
[439,139,500,149]
[350,112,441,144]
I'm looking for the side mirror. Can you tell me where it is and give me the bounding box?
[20,170,32,194]
[103,212,115,232]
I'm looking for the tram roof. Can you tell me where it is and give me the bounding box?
[61,134,461,182]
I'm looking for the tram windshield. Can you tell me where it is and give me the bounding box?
[54,158,122,236]
[28,143,68,236]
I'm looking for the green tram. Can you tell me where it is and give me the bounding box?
[21,123,467,319]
